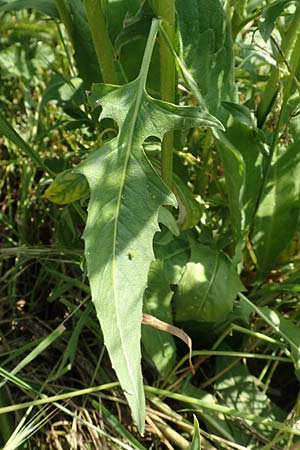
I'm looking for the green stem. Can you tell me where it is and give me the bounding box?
[53,0,74,46]
[83,0,118,84]
[0,382,120,415]
[156,0,176,188]
[139,19,161,87]
[251,27,300,227]
[256,11,300,128]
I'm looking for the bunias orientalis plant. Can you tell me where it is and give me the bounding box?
[76,18,222,432]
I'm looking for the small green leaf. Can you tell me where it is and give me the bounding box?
[221,101,256,129]
[43,170,89,205]
[149,158,203,231]
[259,0,295,42]
[174,175,203,231]
[158,207,180,236]
[174,242,244,323]
[190,416,201,450]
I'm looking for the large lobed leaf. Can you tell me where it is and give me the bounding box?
[77,19,223,432]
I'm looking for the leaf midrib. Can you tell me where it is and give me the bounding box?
[110,19,160,401]
[111,76,146,398]
[195,250,219,316]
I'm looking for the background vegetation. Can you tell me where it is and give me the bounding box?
[1,0,300,448]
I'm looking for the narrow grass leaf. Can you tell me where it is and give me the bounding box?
[0,325,65,389]
[190,416,201,450]
[0,113,54,175]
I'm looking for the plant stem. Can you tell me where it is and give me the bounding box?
[83,0,118,84]
[53,0,74,46]
[156,0,176,188]
[256,11,300,127]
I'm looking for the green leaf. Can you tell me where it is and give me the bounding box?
[142,260,176,376]
[77,19,223,432]
[174,175,203,231]
[174,242,244,323]
[157,207,180,236]
[107,0,141,42]
[113,1,161,90]
[0,44,32,80]
[154,232,190,285]
[221,101,256,129]
[150,159,203,231]
[176,0,235,115]
[259,0,295,42]
[190,416,201,450]
[43,170,89,205]
[65,0,102,87]
[252,141,300,272]
[39,75,86,111]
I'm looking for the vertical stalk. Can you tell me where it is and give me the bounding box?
[83,0,118,84]
[156,1,176,188]
[53,0,74,46]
